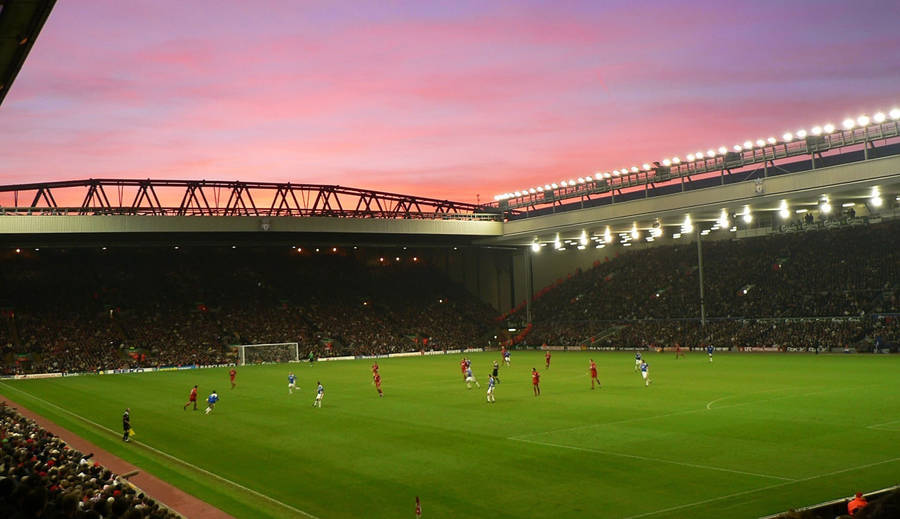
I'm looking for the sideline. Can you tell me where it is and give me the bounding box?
[0,381,321,519]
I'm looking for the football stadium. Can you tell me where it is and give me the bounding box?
[0,2,899,518]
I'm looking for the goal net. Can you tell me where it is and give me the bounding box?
[236,342,300,366]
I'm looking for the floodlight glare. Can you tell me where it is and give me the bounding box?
[536,186,543,192]
[642,163,651,171]
[871,196,883,208]
[672,157,681,164]
[577,177,584,183]
[579,231,588,246]
[529,188,536,193]
[718,209,729,228]
[603,172,611,178]
[755,139,765,147]
[613,170,620,176]
[630,225,639,240]
[568,179,576,185]
[779,208,790,219]
[733,145,743,152]
[531,241,540,252]
[841,202,855,208]
[783,132,793,142]
[551,183,558,189]
[604,227,612,243]
[766,137,776,144]
[797,129,807,138]
[820,202,832,214]
[743,141,753,149]
[823,123,835,133]
[873,112,886,123]
[630,166,639,172]
[717,147,727,155]
[594,173,602,180]
[842,118,855,130]
[857,115,869,126]
[662,159,671,166]
[890,108,900,120]
[742,212,752,223]
[811,126,823,135]
[560,181,567,187]
[514,191,521,197]
[687,154,695,161]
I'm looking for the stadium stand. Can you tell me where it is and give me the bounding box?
[524,219,899,351]
[0,402,179,518]
[0,249,498,375]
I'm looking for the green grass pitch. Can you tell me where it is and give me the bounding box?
[1,351,899,519]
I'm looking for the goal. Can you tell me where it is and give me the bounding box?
[236,342,300,366]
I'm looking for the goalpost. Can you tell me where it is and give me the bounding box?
[236,342,300,366]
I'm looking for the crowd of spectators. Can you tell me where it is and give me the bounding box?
[0,403,178,518]
[525,220,899,350]
[0,249,498,374]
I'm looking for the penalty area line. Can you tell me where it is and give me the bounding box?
[618,456,900,519]
[510,437,796,482]
[0,382,321,519]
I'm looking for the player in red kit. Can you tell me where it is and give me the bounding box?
[373,372,383,397]
[589,360,600,389]
[183,385,198,410]
[674,343,685,359]
[545,350,551,369]
[371,362,379,376]
[532,368,541,396]
[460,358,467,381]
[229,368,237,389]
[415,496,422,517]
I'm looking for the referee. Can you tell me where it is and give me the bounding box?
[122,408,131,442]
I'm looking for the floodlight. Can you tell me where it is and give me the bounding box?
[493,195,500,201]
[718,209,729,228]
[560,181,567,187]
[890,108,900,120]
[871,196,883,208]
[554,234,562,249]
[857,115,869,126]
[577,177,585,183]
[823,123,835,133]
[742,212,752,223]
[755,139,765,147]
[733,145,743,152]
[529,188,536,193]
[783,132,793,141]
[873,112,886,123]
[672,233,681,239]
[514,191,521,196]
[766,137,776,144]
[779,208,790,219]
[536,186,543,192]
[842,118,855,130]
[796,129,807,138]
[551,183,558,189]
[687,154,695,161]
[579,231,588,246]
[604,227,612,243]
[613,170,621,176]
[642,163,651,171]
[531,242,540,252]
[630,224,639,240]
[631,166,639,172]
[696,151,705,159]
[662,159,671,166]
[568,179,576,185]
[672,157,681,164]
[820,202,832,214]
[811,126,822,135]
[594,173,603,180]
[743,141,753,149]
[603,172,611,178]
[717,146,727,154]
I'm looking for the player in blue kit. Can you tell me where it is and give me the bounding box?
[465,366,480,389]
[707,345,714,362]
[313,381,324,408]
[640,361,652,386]
[503,348,511,367]
[204,390,219,414]
[288,372,297,394]
[634,351,642,371]
[486,374,496,403]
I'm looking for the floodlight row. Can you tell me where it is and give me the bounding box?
[495,108,900,201]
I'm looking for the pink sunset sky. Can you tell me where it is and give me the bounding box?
[0,0,898,203]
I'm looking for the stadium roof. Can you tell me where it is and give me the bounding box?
[0,0,55,106]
